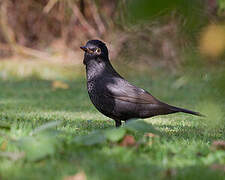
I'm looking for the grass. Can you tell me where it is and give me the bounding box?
[0,60,224,180]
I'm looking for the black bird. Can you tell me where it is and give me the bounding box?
[80,40,202,127]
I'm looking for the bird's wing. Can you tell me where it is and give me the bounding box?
[104,77,160,104]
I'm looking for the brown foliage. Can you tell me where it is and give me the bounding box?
[0,0,217,68]
[0,0,118,57]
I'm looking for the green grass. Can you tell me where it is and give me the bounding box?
[0,61,224,180]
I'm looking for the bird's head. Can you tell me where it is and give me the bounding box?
[80,40,109,65]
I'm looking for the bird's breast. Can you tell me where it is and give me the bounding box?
[87,80,102,102]
[87,79,116,118]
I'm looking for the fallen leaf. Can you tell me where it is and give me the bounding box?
[119,135,136,147]
[52,81,69,90]
[210,164,225,172]
[0,140,7,151]
[64,171,86,180]
[212,140,225,151]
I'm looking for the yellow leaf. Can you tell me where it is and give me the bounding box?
[52,81,69,90]
[0,140,7,151]
[199,24,225,58]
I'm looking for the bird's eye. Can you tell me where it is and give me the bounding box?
[95,48,101,54]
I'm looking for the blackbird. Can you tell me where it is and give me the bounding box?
[80,40,202,127]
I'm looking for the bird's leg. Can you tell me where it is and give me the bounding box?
[115,120,122,127]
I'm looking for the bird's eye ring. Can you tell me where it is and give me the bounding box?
[96,48,101,54]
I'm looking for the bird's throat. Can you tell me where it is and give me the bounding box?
[86,59,106,81]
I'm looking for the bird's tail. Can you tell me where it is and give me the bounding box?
[169,105,204,117]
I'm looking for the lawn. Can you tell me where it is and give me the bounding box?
[0,60,224,180]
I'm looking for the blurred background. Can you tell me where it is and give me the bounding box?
[0,0,224,67]
[0,1,225,179]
